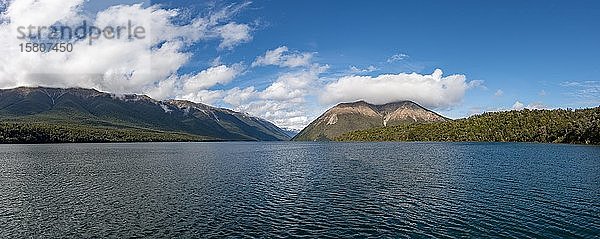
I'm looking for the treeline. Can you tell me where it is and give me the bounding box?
[336,107,600,145]
[0,123,211,144]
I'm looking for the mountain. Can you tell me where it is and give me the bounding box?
[0,87,290,143]
[293,100,447,141]
[336,107,600,145]
[280,127,301,138]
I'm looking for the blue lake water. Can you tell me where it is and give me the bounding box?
[0,142,599,238]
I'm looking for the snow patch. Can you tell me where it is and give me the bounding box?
[160,104,173,113]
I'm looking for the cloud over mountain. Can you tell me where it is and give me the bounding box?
[320,69,482,109]
[0,1,251,100]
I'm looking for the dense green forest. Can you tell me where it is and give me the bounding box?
[0,123,212,143]
[336,107,600,145]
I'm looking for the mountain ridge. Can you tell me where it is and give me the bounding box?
[0,86,290,142]
[293,100,448,141]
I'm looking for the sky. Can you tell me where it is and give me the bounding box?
[1,0,599,130]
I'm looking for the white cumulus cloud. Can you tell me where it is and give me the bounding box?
[0,1,252,103]
[3,0,84,27]
[215,22,252,49]
[320,69,481,109]
[182,64,243,94]
[512,101,547,111]
[512,101,525,110]
[222,65,328,130]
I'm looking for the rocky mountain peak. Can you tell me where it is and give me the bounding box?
[293,100,447,141]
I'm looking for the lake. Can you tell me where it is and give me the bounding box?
[0,142,598,238]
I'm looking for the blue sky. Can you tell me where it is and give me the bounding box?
[180,0,600,116]
[1,0,599,129]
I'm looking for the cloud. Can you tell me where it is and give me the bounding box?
[260,70,315,101]
[560,81,600,104]
[210,56,223,66]
[143,64,243,104]
[320,69,482,109]
[181,90,225,105]
[0,1,252,101]
[512,101,547,111]
[221,65,328,130]
[494,89,504,97]
[223,87,256,106]
[3,0,85,27]
[252,46,313,68]
[228,100,311,130]
[182,64,243,94]
[387,53,409,63]
[527,102,547,110]
[215,22,252,49]
[349,65,378,73]
[512,101,525,110]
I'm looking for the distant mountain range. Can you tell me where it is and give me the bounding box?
[280,127,301,138]
[293,100,447,141]
[2,87,597,145]
[0,87,290,143]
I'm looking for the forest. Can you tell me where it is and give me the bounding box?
[336,107,600,145]
[0,123,210,143]
[2,107,599,144]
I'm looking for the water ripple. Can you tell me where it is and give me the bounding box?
[0,142,599,238]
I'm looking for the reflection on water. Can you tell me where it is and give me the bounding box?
[0,142,599,237]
